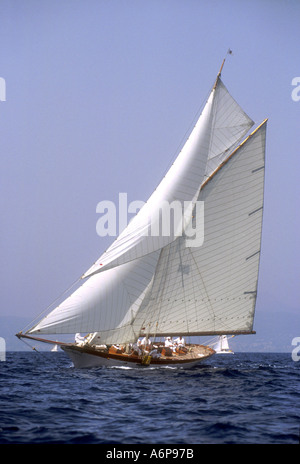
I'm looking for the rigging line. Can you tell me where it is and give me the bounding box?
[150,246,172,329]
[207,334,235,347]
[177,239,191,336]
[130,248,165,336]
[205,335,220,346]
[187,247,216,323]
[20,275,83,334]
[18,336,43,355]
[146,241,179,333]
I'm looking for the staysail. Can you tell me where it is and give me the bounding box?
[27,72,266,346]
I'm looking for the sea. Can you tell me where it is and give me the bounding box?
[0,351,299,449]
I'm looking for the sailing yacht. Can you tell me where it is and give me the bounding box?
[17,57,267,368]
[214,335,234,354]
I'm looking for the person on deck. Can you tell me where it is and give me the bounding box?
[165,337,177,352]
[75,333,85,345]
[164,337,173,347]
[174,336,185,347]
[132,342,142,356]
[149,348,161,359]
[141,336,152,351]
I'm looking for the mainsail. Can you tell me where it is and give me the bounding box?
[26,71,267,347]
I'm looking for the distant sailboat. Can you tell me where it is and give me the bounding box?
[51,344,58,352]
[16,56,267,368]
[214,335,234,354]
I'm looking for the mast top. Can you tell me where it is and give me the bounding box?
[213,49,233,89]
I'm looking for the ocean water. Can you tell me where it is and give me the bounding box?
[0,351,299,445]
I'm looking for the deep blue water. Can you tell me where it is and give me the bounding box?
[0,351,299,445]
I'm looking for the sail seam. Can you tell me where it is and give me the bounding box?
[245,250,260,261]
[248,206,263,216]
[252,165,264,173]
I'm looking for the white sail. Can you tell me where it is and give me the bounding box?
[214,335,234,353]
[82,77,253,278]
[29,251,160,342]
[214,337,222,352]
[204,79,254,179]
[220,335,230,351]
[28,74,266,346]
[215,335,229,351]
[131,121,266,337]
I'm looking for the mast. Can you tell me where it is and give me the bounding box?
[213,59,225,90]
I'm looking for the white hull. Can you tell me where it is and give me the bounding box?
[62,344,215,369]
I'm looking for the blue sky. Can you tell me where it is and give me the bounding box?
[0,0,299,349]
